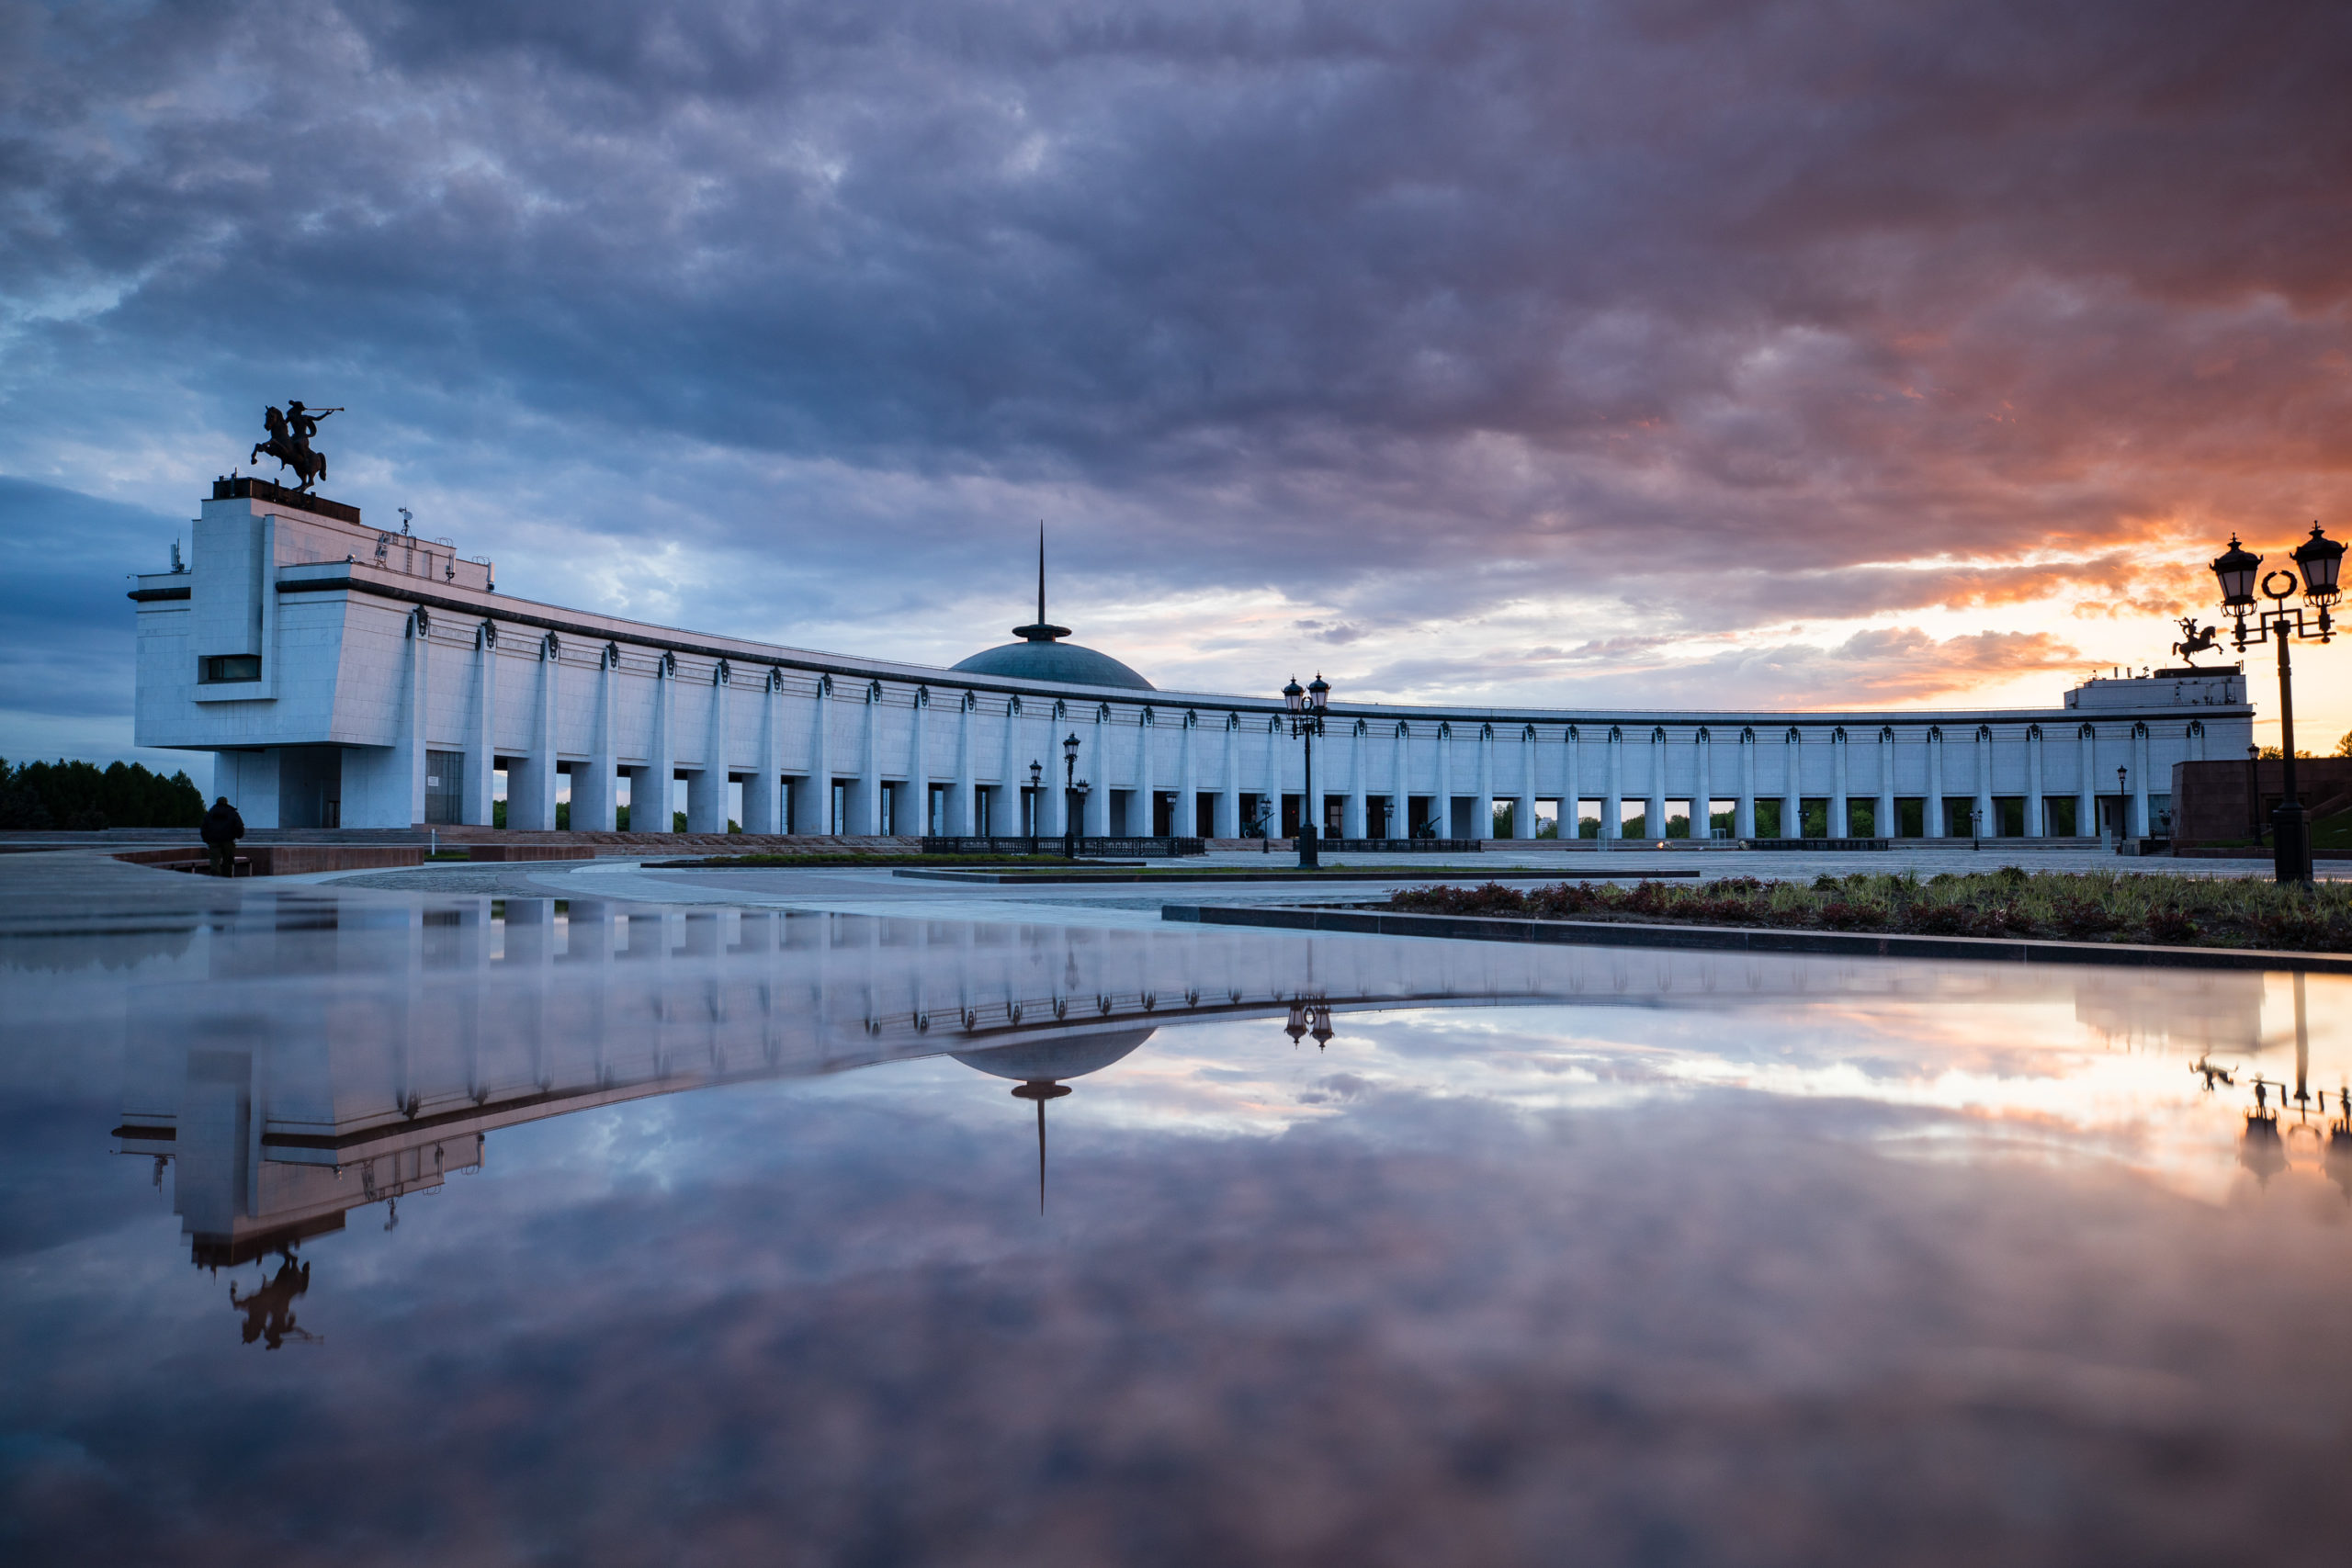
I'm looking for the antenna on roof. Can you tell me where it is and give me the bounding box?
[1038,522,1046,628]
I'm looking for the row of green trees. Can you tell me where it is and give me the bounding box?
[0,758,208,830]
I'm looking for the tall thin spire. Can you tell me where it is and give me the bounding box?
[1013,521,1071,643]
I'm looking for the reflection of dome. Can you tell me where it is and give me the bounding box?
[951,639,1154,691]
[952,1027,1155,1083]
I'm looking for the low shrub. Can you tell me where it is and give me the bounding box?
[1380,870,2350,953]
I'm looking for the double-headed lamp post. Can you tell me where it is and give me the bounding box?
[2211,523,2344,884]
[1283,673,1331,869]
[1061,732,1082,861]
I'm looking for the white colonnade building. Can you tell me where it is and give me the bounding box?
[133,480,2251,840]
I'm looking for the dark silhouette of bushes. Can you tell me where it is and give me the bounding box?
[1386,870,2352,952]
[0,758,206,830]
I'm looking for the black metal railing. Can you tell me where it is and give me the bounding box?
[1310,838,1485,852]
[920,836,1207,858]
[1738,838,1892,852]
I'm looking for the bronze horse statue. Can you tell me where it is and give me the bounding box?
[2171,616,2220,666]
[249,400,339,492]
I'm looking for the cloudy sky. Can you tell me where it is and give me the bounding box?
[5,0,2351,770]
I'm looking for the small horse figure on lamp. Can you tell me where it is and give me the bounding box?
[2171,616,2220,666]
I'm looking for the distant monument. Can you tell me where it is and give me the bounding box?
[248,400,341,493]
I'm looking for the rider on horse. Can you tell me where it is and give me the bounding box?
[249,401,340,492]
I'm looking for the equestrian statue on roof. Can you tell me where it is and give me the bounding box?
[249,400,342,492]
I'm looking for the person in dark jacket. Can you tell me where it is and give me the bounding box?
[201,796,245,876]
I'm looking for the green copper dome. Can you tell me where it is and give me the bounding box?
[954,527,1154,689]
[950,638,1154,690]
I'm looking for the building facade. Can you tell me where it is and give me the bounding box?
[133,481,2253,839]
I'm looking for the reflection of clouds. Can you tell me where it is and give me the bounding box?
[19,897,2352,1556]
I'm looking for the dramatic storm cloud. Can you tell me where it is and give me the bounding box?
[5,0,2350,762]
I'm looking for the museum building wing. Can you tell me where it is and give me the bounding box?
[133,484,2252,840]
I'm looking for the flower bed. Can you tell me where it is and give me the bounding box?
[1384,870,2352,952]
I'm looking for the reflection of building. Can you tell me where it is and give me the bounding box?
[132,481,2245,839]
[113,901,1576,1271]
[109,893,2328,1294]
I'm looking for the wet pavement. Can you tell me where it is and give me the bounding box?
[5,862,2352,1564]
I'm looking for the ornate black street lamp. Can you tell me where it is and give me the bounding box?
[1027,759,1042,841]
[1061,732,1082,861]
[2211,524,2343,883]
[1283,673,1330,868]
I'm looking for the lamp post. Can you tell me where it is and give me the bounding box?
[2116,765,2128,851]
[2211,525,2342,883]
[1061,732,1081,861]
[1027,759,1042,843]
[1283,673,1330,869]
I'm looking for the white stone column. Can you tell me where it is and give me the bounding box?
[998,695,1029,838]
[1217,712,1241,837]
[905,687,933,838]
[1736,727,1757,840]
[792,673,832,835]
[1646,726,1668,840]
[466,621,498,827]
[1347,719,1369,839]
[573,643,619,832]
[392,609,430,828]
[1925,727,1946,836]
[2131,722,2152,837]
[1829,728,1849,840]
[1973,724,1995,839]
[1780,727,1802,840]
[1044,703,1071,839]
[1563,725,1581,840]
[1437,723,1456,837]
[2024,724,2045,837]
[1390,722,1410,839]
[950,691,977,835]
[1261,714,1284,835]
[512,632,560,830]
[744,668,784,835]
[1137,707,1156,836]
[1602,725,1623,840]
[2076,722,2097,840]
[1515,724,1538,839]
[1876,727,1897,839]
[1087,705,1113,836]
[685,662,729,834]
[858,681,882,836]
[1178,710,1199,840]
[1692,728,1712,840]
[1476,724,1497,840]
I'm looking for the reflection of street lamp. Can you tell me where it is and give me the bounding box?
[1283,999,1335,1049]
[2212,525,2343,883]
[1061,733,1081,860]
[1283,673,1330,869]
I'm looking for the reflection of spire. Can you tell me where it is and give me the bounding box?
[1010,1080,1071,1213]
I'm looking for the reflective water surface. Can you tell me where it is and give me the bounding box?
[6,892,2352,1565]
